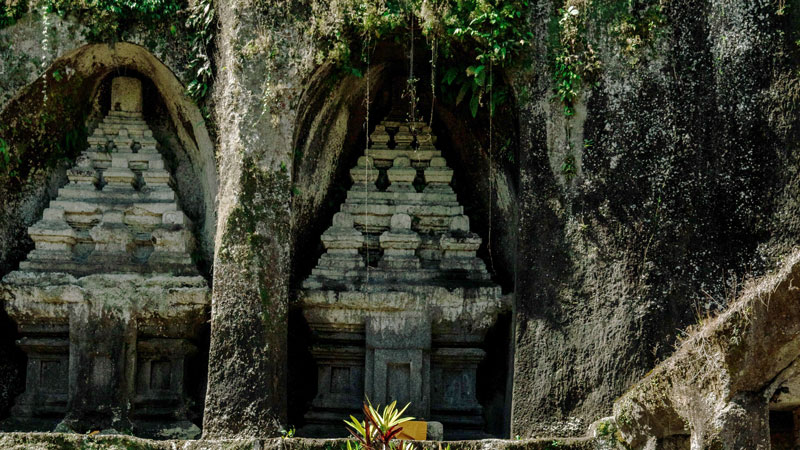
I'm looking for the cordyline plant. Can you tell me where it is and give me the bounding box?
[344,399,415,450]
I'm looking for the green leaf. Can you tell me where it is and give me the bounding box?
[455,81,470,105]
[469,92,480,118]
[443,67,458,85]
[475,69,487,86]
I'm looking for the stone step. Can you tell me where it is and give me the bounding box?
[366,148,442,164]
[57,185,175,202]
[49,200,180,219]
[345,189,459,205]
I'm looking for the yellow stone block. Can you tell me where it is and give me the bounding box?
[396,421,427,440]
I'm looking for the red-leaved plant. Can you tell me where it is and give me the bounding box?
[344,399,414,450]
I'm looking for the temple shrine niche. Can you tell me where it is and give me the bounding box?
[299,102,509,438]
[0,77,209,438]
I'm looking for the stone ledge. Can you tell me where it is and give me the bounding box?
[613,250,800,448]
[0,433,597,450]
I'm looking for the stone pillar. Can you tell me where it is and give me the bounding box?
[88,211,134,265]
[67,154,98,188]
[386,156,416,193]
[439,215,489,280]
[430,348,486,437]
[370,125,391,150]
[318,213,365,269]
[11,336,69,420]
[62,307,137,431]
[365,312,431,418]
[202,0,296,434]
[415,124,436,151]
[24,208,76,265]
[379,214,421,270]
[423,157,454,194]
[350,156,379,191]
[103,150,136,189]
[203,164,290,438]
[393,125,415,150]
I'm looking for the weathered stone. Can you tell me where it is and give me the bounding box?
[0,77,209,435]
[300,109,506,437]
[449,215,470,232]
[370,125,391,149]
[613,252,800,449]
[111,77,143,113]
[387,156,416,193]
[349,156,378,188]
[366,312,430,417]
[393,126,415,149]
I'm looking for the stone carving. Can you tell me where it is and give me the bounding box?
[0,77,209,439]
[300,110,508,438]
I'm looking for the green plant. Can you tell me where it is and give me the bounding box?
[561,153,577,179]
[605,1,666,65]
[280,425,296,439]
[0,0,28,29]
[445,0,533,117]
[0,137,20,179]
[596,419,616,437]
[185,0,215,102]
[44,0,182,43]
[344,399,414,450]
[301,0,532,118]
[41,0,216,105]
[550,1,600,117]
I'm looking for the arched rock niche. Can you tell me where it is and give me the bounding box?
[0,43,217,425]
[289,41,519,437]
[0,42,217,270]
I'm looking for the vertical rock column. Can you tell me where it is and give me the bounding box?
[203,0,298,437]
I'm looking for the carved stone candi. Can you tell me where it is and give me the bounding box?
[0,77,209,439]
[300,109,508,438]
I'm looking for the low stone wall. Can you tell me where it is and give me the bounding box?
[0,433,600,450]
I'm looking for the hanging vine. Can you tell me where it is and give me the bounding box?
[300,0,532,118]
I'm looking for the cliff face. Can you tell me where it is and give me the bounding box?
[511,0,800,436]
[0,0,798,440]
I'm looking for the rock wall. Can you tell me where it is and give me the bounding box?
[0,0,798,442]
[510,0,800,436]
[612,251,800,448]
